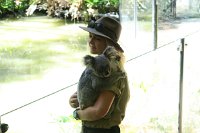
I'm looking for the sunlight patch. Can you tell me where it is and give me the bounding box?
[48,45,67,52]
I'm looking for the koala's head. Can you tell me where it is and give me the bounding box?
[83,46,121,77]
[84,54,111,77]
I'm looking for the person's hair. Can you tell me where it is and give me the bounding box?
[105,39,125,70]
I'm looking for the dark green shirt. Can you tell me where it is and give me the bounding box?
[82,73,130,128]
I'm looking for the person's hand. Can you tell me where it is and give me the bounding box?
[69,92,79,108]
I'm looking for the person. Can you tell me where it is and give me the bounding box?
[69,16,130,133]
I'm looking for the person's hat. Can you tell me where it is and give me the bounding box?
[79,16,124,52]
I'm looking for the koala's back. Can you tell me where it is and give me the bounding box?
[77,68,103,109]
[77,68,126,109]
[78,46,125,109]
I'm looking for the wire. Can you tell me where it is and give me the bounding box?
[127,29,200,63]
[1,82,78,117]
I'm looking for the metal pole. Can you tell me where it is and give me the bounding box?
[134,0,137,38]
[172,0,176,18]
[152,0,158,50]
[0,116,2,133]
[178,38,185,133]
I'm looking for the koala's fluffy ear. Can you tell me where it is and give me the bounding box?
[103,46,121,61]
[83,55,95,67]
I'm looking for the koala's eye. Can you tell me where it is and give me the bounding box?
[116,56,121,61]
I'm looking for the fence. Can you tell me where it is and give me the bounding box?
[0,17,200,133]
[1,22,200,133]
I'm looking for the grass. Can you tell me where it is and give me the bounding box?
[1,16,200,133]
[0,16,88,82]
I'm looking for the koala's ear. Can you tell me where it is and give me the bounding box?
[103,46,120,61]
[103,46,114,58]
[83,55,95,66]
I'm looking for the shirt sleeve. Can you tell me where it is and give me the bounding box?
[101,75,127,97]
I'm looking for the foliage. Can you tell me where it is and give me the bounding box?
[84,0,119,13]
[0,0,15,16]
[16,0,30,12]
[0,0,30,18]
[3,0,120,17]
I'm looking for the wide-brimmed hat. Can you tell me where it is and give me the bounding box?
[79,16,124,52]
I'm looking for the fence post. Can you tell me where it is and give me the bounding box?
[152,0,158,50]
[0,116,2,133]
[178,38,185,133]
[134,0,137,38]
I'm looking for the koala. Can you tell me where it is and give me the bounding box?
[0,123,8,133]
[77,46,126,109]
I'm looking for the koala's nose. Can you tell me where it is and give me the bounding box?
[104,70,111,77]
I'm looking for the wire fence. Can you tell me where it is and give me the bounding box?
[1,24,200,133]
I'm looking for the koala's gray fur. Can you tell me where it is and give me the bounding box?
[77,46,126,109]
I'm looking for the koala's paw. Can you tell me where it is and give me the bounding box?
[80,104,85,110]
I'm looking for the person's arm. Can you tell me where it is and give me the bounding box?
[77,90,115,121]
[69,91,79,108]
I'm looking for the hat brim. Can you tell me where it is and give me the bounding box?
[79,26,124,53]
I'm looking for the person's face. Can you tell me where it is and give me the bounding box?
[88,33,107,55]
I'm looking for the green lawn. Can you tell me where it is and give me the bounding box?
[0,16,88,82]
